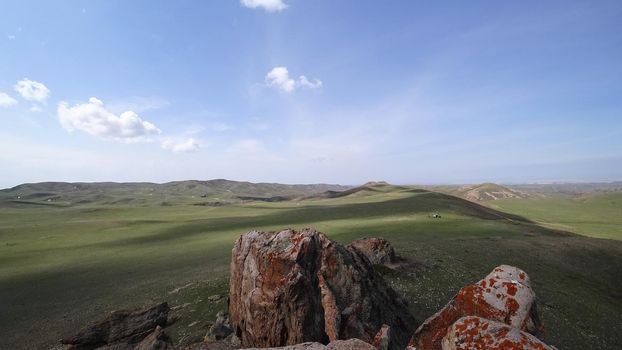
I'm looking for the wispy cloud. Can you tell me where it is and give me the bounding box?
[0,92,18,107]
[57,97,161,143]
[161,138,200,152]
[107,96,171,115]
[240,0,287,12]
[265,67,322,93]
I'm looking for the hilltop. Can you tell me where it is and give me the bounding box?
[429,183,532,201]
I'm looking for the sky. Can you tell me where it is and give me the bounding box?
[1,0,621,188]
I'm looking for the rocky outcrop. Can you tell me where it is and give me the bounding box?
[228,229,416,350]
[61,302,169,349]
[134,326,173,350]
[206,311,233,341]
[409,265,545,350]
[441,316,554,350]
[348,238,396,265]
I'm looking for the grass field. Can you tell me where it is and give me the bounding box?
[1,185,621,349]
[487,192,622,240]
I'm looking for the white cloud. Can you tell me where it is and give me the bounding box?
[161,138,200,152]
[298,75,323,89]
[266,67,296,92]
[240,0,287,12]
[14,79,51,103]
[265,67,323,93]
[0,92,18,107]
[30,105,43,112]
[57,97,161,143]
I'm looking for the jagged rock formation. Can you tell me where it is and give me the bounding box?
[348,238,396,265]
[228,229,416,350]
[409,265,545,350]
[441,316,554,350]
[61,302,169,349]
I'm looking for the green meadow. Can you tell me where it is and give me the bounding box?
[1,185,621,349]
[488,192,622,240]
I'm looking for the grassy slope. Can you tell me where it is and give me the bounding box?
[1,186,621,349]
[487,192,622,240]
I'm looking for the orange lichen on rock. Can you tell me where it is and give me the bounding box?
[441,316,555,350]
[408,265,543,350]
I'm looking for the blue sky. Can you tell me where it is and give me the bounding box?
[1,0,621,187]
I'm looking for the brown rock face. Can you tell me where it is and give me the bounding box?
[133,325,173,350]
[441,316,554,350]
[61,302,169,349]
[347,238,396,265]
[371,325,391,350]
[409,265,543,350]
[228,229,416,350]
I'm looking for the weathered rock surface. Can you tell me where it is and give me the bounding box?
[441,316,554,350]
[371,325,390,350]
[347,238,396,265]
[327,339,376,350]
[243,342,326,350]
[62,302,169,349]
[177,341,238,350]
[206,311,233,341]
[228,229,415,350]
[240,338,376,350]
[134,326,173,350]
[409,265,543,350]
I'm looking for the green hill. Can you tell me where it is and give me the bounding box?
[488,191,622,240]
[430,183,532,201]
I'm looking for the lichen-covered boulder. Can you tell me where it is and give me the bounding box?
[228,229,416,350]
[347,238,396,265]
[409,265,543,350]
[441,316,554,350]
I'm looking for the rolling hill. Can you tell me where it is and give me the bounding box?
[0,179,351,207]
[429,183,532,201]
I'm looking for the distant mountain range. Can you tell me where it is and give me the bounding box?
[2,179,621,207]
[0,179,351,207]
